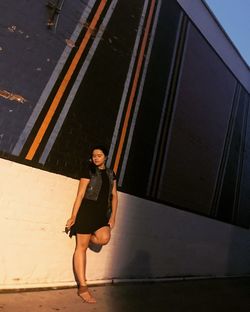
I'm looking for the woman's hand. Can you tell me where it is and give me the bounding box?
[66,216,76,229]
[108,217,115,229]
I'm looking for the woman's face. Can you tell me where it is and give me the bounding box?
[92,149,107,168]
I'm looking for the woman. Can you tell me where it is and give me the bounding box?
[66,146,118,303]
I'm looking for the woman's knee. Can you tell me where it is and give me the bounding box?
[75,234,91,251]
[100,233,110,245]
[95,229,110,245]
[75,243,88,252]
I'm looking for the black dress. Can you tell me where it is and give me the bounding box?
[70,168,115,235]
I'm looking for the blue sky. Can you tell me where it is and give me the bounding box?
[204,0,250,66]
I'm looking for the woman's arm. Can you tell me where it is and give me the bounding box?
[66,178,90,228]
[108,180,118,229]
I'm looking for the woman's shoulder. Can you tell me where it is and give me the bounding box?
[106,167,116,180]
[80,165,91,179]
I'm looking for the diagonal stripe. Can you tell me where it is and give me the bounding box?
[39,0,119,165]
[12,0,97,156]
[106,0,150,168]
[113,0,157,174]
[25,0,108,160]
[118,0,162,186]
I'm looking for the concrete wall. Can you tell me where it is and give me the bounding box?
[1,158,250,290]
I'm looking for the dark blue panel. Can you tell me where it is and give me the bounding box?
[157,23,237,215]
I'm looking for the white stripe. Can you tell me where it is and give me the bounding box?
[39,0,119,164]
[106,0,150,167]
[118,0,162,186]
[12,0,97,156]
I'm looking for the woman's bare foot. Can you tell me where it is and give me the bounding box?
[78,285,96,304]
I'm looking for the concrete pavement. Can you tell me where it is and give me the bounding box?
[0,277,249,312]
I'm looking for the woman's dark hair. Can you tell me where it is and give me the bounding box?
[88,145,108,173]
[90,145,108,157]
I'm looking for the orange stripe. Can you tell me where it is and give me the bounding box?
[113,0,156,173]
[26,0,107,160]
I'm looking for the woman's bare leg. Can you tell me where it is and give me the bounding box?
[73,234,96,303]
[90,226,111,245]
[74,233,91,286]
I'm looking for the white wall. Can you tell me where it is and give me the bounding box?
[0,158,250,290]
